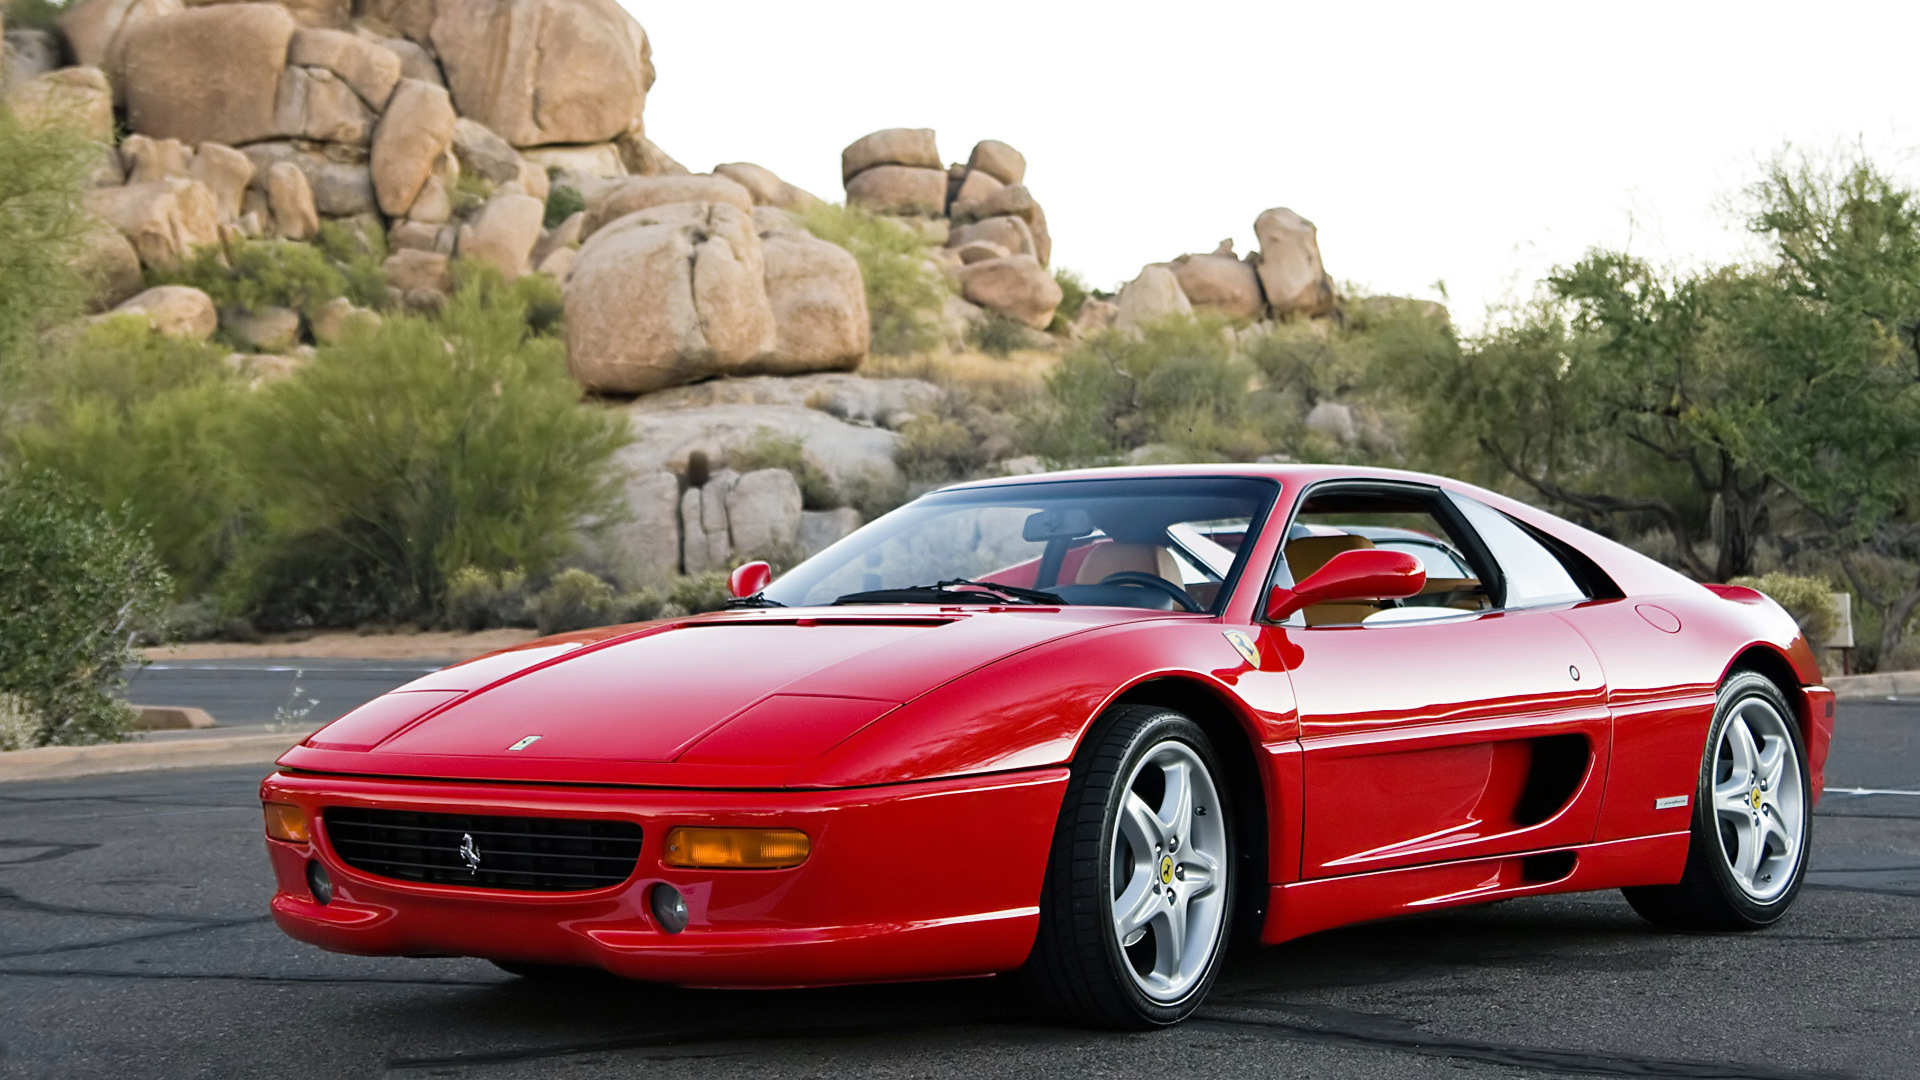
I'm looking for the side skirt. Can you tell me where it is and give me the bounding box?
[1261,831,1690,944]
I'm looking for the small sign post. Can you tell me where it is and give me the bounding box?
[1827,592,1854,675]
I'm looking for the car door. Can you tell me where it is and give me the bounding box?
[1252,481,1613,879]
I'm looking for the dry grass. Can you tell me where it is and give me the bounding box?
[863,347,1056,412]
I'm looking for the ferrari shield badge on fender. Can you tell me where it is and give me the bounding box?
[1222,630,1261,667]
[507,735,541,751]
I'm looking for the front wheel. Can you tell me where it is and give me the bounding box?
[1027,705,1235,1028]
[1623,670,1810,930]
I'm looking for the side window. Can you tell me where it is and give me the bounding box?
[1271,487,1494,626]
[1447,494,1586,609]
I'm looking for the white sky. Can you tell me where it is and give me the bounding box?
[628,1,1920,333]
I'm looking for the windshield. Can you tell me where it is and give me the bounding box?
[761,477,1280,613]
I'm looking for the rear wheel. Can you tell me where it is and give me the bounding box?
[1027,705,1234,1028]
[1624,671,1810,930]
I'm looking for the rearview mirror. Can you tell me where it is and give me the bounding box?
[1265,549,1425,622]
[729,561,772,599]
[1022,507,1095,542]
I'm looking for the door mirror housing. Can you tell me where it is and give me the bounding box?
[1266,549,1425,622]
[729,561,773,599]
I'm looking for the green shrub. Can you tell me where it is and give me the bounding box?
[1025,317,1275,466]
[2,0,72,31]
[444,566,530,631]
[544,183,585,229]
[154,239,347,319]
[6,317,246,590]
[895,415,984,484]
[160,597,226,642]
[451,173,494,218]
[1730,573,1839,645]
[314,221,390,310]
[1051,268,1090,328]
[966,314,1030,357]
[527,568,612,634]
[728,428,838,509]
[796,202,950,355]
[0,99,96,386]
[227,276,630,627]
[523,568,664,633]
[668,572,732,615]
[0,471,170,747]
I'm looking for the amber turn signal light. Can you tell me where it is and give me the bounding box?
[663,827,810,869]
[263,802,310,843]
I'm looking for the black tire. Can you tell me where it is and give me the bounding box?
[1623,670,1811,930]
[1026,705,1235,1028]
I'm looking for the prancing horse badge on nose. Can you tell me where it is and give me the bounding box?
[458,833,481,874]
[507,735,541,751]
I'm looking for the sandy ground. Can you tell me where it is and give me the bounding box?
[142,628,540,663]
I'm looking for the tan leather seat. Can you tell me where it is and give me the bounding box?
[1076,542,1180,585]
[1283,534,1379,626]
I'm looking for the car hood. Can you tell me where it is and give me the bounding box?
[280,607,1163,787]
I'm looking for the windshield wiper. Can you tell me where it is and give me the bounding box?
[723,594,787,609]
[832,578,1063,606]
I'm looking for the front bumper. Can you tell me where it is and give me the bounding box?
[261,767,1067,988]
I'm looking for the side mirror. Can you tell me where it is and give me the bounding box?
[1265,549,1425,622]
[729,561,772,599]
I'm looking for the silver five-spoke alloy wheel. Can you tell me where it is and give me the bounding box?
[1109,739,1228,1002]
[1711,695,1805,902]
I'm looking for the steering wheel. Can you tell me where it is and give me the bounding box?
[1098,571,1205,613]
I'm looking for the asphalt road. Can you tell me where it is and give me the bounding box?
[2,702,1916,1079]
[122,659,445,731]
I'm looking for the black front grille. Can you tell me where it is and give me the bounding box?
[324,807,642,892]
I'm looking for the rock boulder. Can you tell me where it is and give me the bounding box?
[57,0,181,80]
[187,142,254,221]
[370,78,455,215]
[759,227,868,373]
[949,215,1035,259]
[1171,244,1263,321]
[110,285,217,340]
[86,178,221,270]
[265,161,319,240]
[240,141,376,217]
[845,164,946,217]
[6,66,115,141]
[713,162,817,210]
[579,173,753,239]
[121,4,296,146]
[77,220,145,310]
[966,139,1025,185]
[841,127,939,183]
[430,0,652,148]
[958,254,1062,330]
[287,27,400,109]
[456,192,544,277]
[727,468,804,558]
[566,201,775,394]
[1114,264,1192,330]
[1253,207,1335,317]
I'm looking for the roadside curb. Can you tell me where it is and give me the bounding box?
[0,731,312,784]
[1826,671,1920,701]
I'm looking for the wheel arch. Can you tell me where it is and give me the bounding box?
[1107,675,1272,942]
[1724,644,1814,753]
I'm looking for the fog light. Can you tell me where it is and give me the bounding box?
[650,883,688,933]
[306,860,333,906]
[663,827,811,869]
[263,802,309,843]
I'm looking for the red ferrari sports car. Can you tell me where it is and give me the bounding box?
[261,465,1832,1027]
